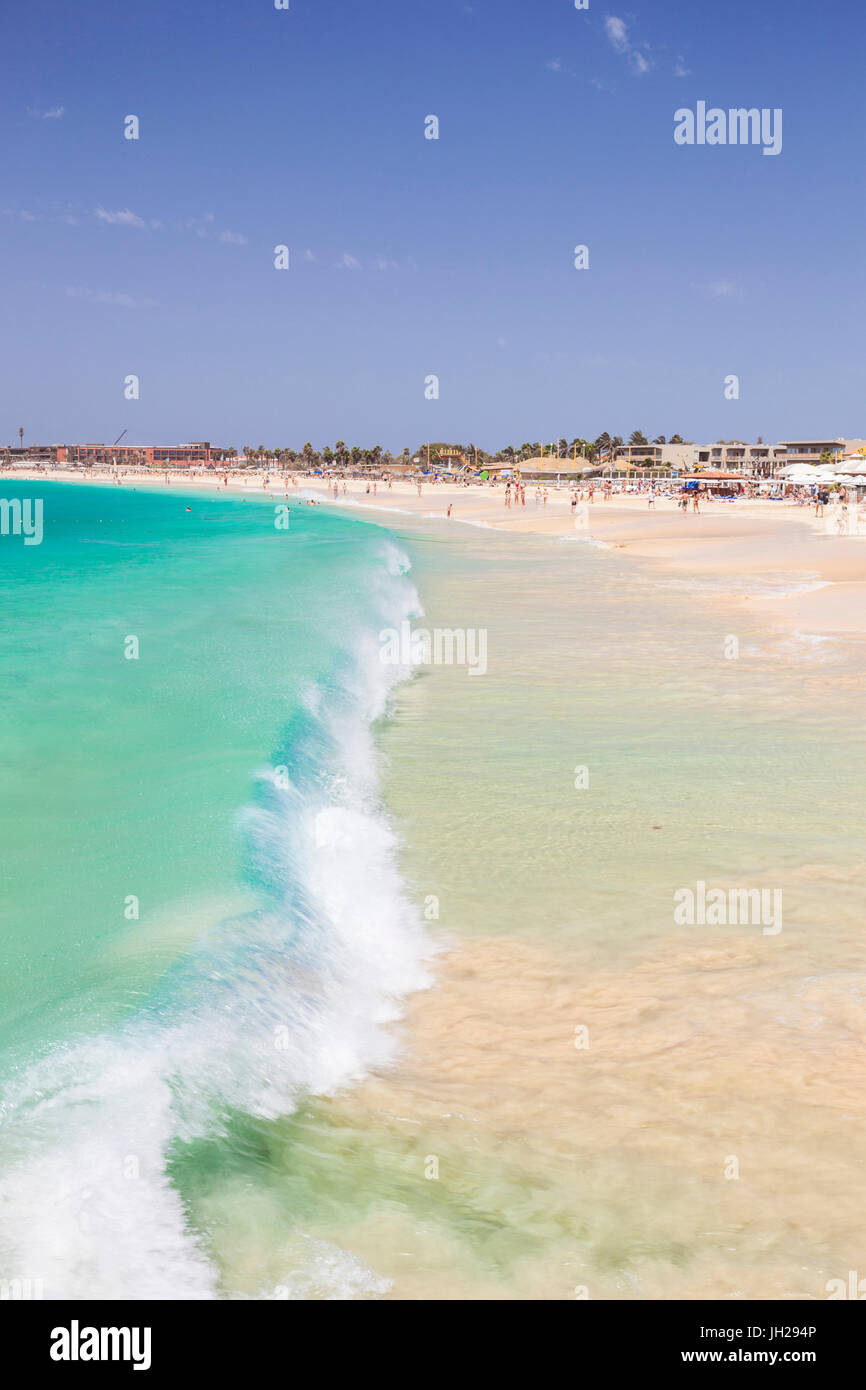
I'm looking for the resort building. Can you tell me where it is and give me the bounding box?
[693,443,782,476]
[775,440,846,466]
[52,442,223,466]
[612,439,866,477]
[614,443,696,471]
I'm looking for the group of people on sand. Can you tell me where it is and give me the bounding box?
[504,481,527,508]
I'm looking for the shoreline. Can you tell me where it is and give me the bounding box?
[10,467,866,639]
[5,468,866,1299]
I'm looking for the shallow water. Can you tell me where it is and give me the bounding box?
[1,488,864,1300]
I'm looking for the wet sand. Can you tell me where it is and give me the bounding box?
[10,467,866,1300]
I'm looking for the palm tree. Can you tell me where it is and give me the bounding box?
[653,435,666,445]
[669,434,684,444]
[629,430,648,445]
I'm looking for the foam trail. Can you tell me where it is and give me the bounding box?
[0,542,432,1299]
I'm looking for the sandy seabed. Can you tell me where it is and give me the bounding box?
[13,467,866,1300]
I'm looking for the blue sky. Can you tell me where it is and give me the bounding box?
[1,0,863,452]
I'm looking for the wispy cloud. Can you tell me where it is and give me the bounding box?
[66,287,157,309]
[186,212,215,237]
[604,16,629,53]
[690,277,743,300]
[27,105,64,119]
[335,253,360,269]
[674,57,691,77]
[303,249,316,262]
[95,206,145,228]
[219,229,248,245]
[604,15,652,74]
[547,58,562,72]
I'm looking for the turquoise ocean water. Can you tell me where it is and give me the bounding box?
[2,481,865,1302]
[0,481,431,1298]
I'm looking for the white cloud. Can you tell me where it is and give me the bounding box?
[28,106,64,119]
[186,212,215,237]
[303,249,316,262]
[219,229,248,245]
[547,58,562,72]
[335,253,360,269]
[604,15,652,74]
[604,17,629,52]
[674,58,691,77]
[95,206,145,227]
[66,287,156,309]
[690,277,742,300]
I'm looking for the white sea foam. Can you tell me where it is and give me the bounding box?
[0,543,432,1300]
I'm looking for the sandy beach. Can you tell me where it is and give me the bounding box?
[13,467,866,637]
[3,468,865,1301]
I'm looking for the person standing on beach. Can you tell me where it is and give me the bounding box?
[447,503,453,518]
